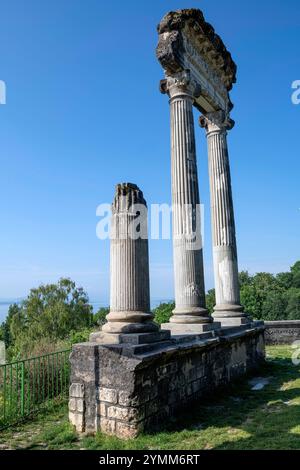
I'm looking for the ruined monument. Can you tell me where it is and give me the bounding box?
[69,9,265,439]
[90,183,169,345]
[157,9,249,327]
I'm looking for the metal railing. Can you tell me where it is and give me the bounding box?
[0,349,71,429]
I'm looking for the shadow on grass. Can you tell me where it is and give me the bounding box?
[142,356,300,450]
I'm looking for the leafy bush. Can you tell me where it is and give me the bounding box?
[1,278,94,359]
[286,288,300,320]
[261,290,288,321]
[153,302,174,324]
[93,307,109,327]
[68,328,94,345]
[205,289,215,314]
[239,262,300,321]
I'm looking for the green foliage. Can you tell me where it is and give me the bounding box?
[285,288,300,320]
[239,271,253,287]
[40,421,77,446]
[261,290,288,321]
[205,289,215,314]
[1,303,23,348]
[291,261,300,288]
[68,328,94,345]
[93,307,109,327]
[3,278,94,359]
[0,318,11,348]
[152,263,300,322]
[153,302,174,325]
[238,263,300,321]
[240,284,261,318]
[276,272,293,290]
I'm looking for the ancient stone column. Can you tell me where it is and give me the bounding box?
[90,183,169,344]
[160,71,218,334]
[199,111,250,326]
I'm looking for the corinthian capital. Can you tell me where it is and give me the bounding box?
[160,69,201,100]
[199,110,235,134]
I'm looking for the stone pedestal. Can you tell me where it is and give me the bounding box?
[69,323,265,438]
[92,183,169,344]
[160,72,219,334]
[200,112,250,327]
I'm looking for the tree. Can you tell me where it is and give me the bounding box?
[6,278,93,358]
[206,289,215,314]
[153,302,174,324]
[240,284,262,319]
[241,272,278,319]
[8,304,25,344]
[276,272,293,290]
[261,290,287,321]
[239,271,252,288]
[291,262,300,288]
[0,303,24,348]
[93,307,109,327]
[286,288,300,320]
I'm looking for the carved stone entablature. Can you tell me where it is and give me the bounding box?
[156,9,236,114]
[199,110,235,135]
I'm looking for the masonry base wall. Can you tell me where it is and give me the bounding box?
[69,323,265,439]
[264,321,300,345]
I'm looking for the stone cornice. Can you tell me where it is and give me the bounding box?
[156,9,236,92]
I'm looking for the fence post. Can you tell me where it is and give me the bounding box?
[20,361,25,416]
[3,365,6,420]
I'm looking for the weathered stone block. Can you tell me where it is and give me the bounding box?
[100,418,116,435]
[69,411,84,433]
[77,399,84,413]
[118,391,143,407]
[69,398,77,412]
[98,402,107,417]
[116,421,141,439]
[69,383,84,399]
[99,387,118,404]
[107,406,141,422]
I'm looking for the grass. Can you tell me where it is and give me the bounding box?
[0,345,300,450]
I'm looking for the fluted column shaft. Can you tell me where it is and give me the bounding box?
[102,183,158,334]
[161,72,211,325]
[200,112,248,323]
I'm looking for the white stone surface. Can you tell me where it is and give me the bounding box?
[102,183,158,336]
[162,73,213,327]
[200,111,249,325]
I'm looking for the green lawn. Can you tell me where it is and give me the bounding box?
[1,345,300,450]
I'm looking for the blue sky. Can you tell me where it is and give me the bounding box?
[0,0,299,307]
